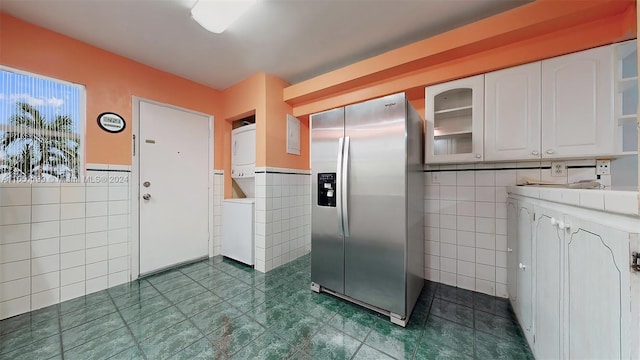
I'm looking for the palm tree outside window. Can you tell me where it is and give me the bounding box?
[0,67,85,183]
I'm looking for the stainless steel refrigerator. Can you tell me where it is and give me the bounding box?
[310,92,424,327]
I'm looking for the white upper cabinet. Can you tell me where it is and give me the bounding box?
[614,40,638,154]
[485,62,542,161]
[425,74,484,163]
[426,43,623,164]
[541,45,614,158]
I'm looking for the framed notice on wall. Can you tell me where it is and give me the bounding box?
[97,112,126,133]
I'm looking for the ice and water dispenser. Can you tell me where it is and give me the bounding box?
[317,173,336,207]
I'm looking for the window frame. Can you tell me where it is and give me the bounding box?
[0,65,86,182]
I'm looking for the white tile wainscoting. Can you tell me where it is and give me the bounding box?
[0,166,224,320]
[0,164,132,319]
[253,167,311,273]
[423,160,602,298]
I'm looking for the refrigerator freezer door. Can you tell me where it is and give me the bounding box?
[311,108,346,294]
[344,93,408,316]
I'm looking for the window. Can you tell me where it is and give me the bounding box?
[0,67,85,182]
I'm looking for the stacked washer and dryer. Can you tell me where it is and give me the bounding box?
[221,124,256,266]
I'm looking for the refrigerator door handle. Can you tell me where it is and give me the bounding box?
[336,137,345,236]
[342,136,350,237]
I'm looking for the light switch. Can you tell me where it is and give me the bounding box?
[287,114,300,155]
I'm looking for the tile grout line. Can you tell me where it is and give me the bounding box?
[3,255,532,359]
[472,285,478,359]
[220,261,303,359]
[105,287,149,360]
[147,265,241,358]
[205,259,288,357]
[346,320,374,360]
[409,286,436,360]
[57,304,65,360]
[58,294,132,357]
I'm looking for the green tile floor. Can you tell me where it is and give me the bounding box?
[0,255,534,359]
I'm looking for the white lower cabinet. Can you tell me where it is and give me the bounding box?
[508,197,636,359]
[507,199,535,346]
[563,216,631,359]
[506,199,518,305]
[516,201,534,345]
[534,206,563,360]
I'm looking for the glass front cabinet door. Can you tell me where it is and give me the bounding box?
[425,74,484,164]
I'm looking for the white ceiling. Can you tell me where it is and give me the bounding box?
[0,0,531,90]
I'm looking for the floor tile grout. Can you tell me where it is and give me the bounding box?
[56,304,64,360]
[409,286,435,360]
[1,255,533,360]
[104,290,148,360]
[143,278,216,359]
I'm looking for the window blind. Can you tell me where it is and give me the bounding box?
[0,67,85,183]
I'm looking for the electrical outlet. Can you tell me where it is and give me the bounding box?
[551,162,566,177]
[596,160,611,175]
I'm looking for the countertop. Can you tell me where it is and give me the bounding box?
[508,186,640,217]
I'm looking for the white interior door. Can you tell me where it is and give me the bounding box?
[139,101,210,275]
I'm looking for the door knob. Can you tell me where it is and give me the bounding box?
[142,193,151,200]
[507,248,513,253]
[531,150,539,156]
[550,217,557,226]
[475,154,481,159]
[519,263,527,270]
[546,149,555,154]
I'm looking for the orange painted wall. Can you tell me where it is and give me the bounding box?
[221,72,263,198]
[288,1,636,116]
[0,13,224,167]
[264,74,309,170]
[408,98,425,122]
[285,0,634,104]
[221,73,309,198]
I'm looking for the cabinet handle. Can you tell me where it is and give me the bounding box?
[475,154,481,159]
[546,149,555,154]
[531,150,539,156]
[519,263,527,270]
[507,248,513,253]
[559,222,571,231]
[550,217,557,226]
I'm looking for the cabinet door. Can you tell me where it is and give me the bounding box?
[516,201,534,345]
[534,206,564,360]
[563,217,631,359]
[425,74,484,163]
[541,45,614,158]
[485,62,542,161]
[506,199,518,304]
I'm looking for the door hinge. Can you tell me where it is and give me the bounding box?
[132,134,136,156]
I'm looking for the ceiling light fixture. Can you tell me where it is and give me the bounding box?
[190,0,257,34]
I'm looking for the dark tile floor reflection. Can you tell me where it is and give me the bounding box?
[0,254,534,359]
